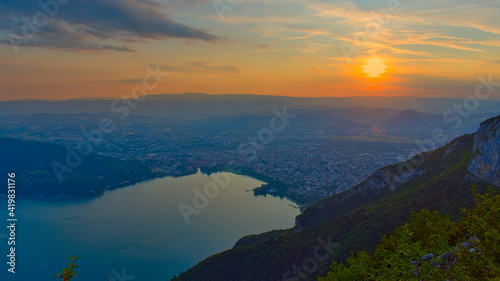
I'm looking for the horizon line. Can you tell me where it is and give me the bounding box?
[3,92,500,102]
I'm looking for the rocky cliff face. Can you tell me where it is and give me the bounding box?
[468,116,500,187]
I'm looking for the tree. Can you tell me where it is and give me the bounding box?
[320,187,500,281]
[53,256,79,281]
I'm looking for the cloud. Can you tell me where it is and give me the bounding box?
[0,0,220,52]
[300,0,500,60]
[153,61,241,75]
[120,78,145,83]
[417,1,500,13]
[186,61,241,73]
[102,45,137,52]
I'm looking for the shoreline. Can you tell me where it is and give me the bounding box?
[1,166,308,210]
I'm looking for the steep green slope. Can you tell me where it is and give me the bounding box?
[171,116,500,281]
[0,137,158,197]
[320,188,500,280]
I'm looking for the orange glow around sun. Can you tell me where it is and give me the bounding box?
[363,57,387,77]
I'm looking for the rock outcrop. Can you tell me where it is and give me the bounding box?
[468,116,500,187]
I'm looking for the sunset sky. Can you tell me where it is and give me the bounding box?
[1,0,500,100]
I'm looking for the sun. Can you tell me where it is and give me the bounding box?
[362,57,387,77]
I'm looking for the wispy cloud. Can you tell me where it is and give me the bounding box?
[157,62,241,74]
[418,1,500,13]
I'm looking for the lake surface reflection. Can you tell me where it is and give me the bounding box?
[0,171,300,281]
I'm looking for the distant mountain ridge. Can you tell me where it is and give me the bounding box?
[382,109,440,128]
[170,115,500,281]
[2,93,500,117]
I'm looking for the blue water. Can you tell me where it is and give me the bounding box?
[0,171,300,281]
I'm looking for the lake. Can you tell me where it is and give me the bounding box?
[0,170,300,281]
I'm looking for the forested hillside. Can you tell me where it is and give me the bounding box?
[0,137,158,197]
[321,188,500,280]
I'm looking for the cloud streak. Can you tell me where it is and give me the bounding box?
[156,62,241,74]
[0,0,220,52]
